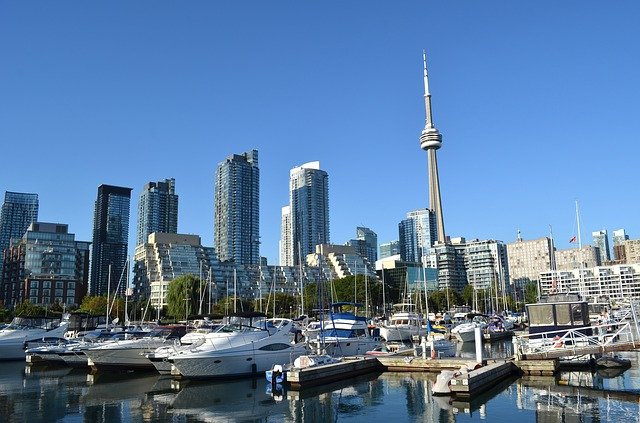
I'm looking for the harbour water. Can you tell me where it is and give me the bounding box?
[1,343,639,422]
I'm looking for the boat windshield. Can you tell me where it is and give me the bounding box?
[5,316,61,330]
[218,323,265,333]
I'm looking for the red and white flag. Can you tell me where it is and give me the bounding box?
[569,236,577,243]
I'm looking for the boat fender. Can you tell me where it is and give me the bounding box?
[294,331,303,343]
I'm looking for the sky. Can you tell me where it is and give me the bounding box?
[1,1,639,264]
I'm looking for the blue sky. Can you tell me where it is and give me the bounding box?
[1,2,639,263]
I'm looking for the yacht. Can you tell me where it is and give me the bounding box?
[307,302,380,357]
[379,303,426,342]
[84,326,186,371]
[0,315,70,361]
[168,314,306,379]
[450,314,488,343]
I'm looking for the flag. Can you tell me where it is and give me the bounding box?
[569,236,577,243]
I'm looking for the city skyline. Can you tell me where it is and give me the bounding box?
[1,2,639,264]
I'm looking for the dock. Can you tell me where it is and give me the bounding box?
[449,361,520,398]
[286,356,382,390]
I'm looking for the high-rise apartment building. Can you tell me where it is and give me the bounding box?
[624,239,640,264]
[279,206,292,266]
[136,178,178,247]
[0,191,39,257]
[465,239,509,292]
[284,161,329,266]
[592,230,611,263]
[1,223,89,307]
[428,237,467,292]
[506,236,554,288]
[612,229,629,262]
[379,241,400,260]
[214,150,260,265]
[90,184,132,296]
[555,246,600,270]
[399,209,436,265]
[346,227,378,265]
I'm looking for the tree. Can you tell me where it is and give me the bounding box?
[14,301,48,317]
[166,275,205,320]
[462,284,474,307]
[428,288,462,313]
[524,281,539,305]
[78,295,108,315]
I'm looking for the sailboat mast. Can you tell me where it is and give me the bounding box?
[106,264,111,328]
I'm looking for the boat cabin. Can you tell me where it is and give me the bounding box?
[526,293,591,337]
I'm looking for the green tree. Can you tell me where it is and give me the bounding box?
[78,295,109,315]
[428,288,462,313]
[462,284,474,307]
[214,295,253,315]
[14,301,48,317]
[166,275,208,320]
[524,281,539,305]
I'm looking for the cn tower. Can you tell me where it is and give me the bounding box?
[419,50,446,244]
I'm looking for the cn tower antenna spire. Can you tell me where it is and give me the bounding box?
[419,50,446,244]
[422,50,434,129]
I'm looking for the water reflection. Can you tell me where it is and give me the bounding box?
[0,350,638,422]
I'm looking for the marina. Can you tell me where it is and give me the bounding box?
[1,345,640,422]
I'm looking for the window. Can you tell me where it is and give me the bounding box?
[258,343,291,351]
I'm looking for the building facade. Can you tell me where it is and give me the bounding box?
[346,226,378,265]
[136,178,178,247]
[1,223,89,307]
[214,150,260,265]
[428,237,467,292]
[592,230,611,263]
[554,246,601,270]
[506,236,554,288]
[379,240,400,260]
[0,191,39,258]
[285,161,329,265]
[464,239,509,292]
[90,184,132,296]
[279,206,292,266]
[398,208,436,266]
[613,229,629,262]
[539,264,640,303]
[624,239,640,264]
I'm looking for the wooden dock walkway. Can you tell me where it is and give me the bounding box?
[517,340,640,360]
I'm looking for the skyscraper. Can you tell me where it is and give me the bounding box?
[346,226,378,265]
[285,161,329,265]
[0,191,39,256]
[592,230,611,263]
[136,178,178,246]
[419,51,446,244]
[398,209,436,265]
[279,206,292,266]
[612,229,629,262]
[0,192,39,284]
[214,150,260,265]
[90,184,132,296]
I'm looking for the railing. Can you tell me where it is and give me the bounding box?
[513,320,639,360]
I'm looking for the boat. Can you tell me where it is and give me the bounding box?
[168,314,307,379]
[525,293,592,338]
[84,326,186,371]
[450,314,488,343]
[379,303,426,342]
[483,314,514,342]
[0,315,70,361]
[307,302,381,357]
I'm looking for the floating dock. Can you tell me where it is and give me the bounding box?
[286,356,382,390]
[449,361,520,398]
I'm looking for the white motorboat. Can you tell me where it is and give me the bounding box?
[0,315,70,361]
[84,326,186,371]
[379,304,426,342]
[307,302,381,357]
[168,314,306,379]
[451,314,488,343]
